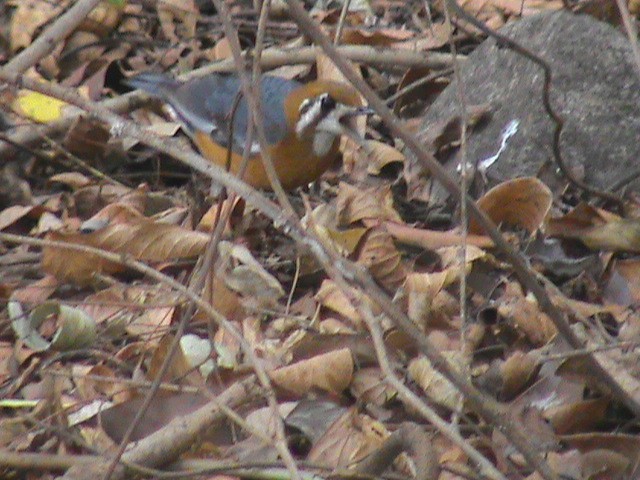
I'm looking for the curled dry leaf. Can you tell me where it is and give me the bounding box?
[395,22,452,51]
[217,241,285,311]
[337,183,403,225]
[350,367,397,407]
[148,334,204,387]
[606,258,640,305]
[434,0,563,32]
[561,432,640,472]
[197,196,244,232]
[364,140,405,175]
[304,202,369,257]
[580,448,631,479]
[500,350,541,399]
[394,245,483,327]
[308,408,387,468]
[544,397,609,435]
[80,203,145,232]
[340,28,415,46]
[77,284,177,340]
[438,244,486,266]
[157,0,198,43]
[79,0,124,36]
[9,300,96,352]
[400,271,449,328]
[577,219,640,253]
[408,353,464,410]
[497,282,557,346]
[269,347,354,396]
[548,202,620,231]
[72,183,134,218]
[63,116,110,159]
[59,30,105,74]
[546,202,640,252]
[394,66,449,115]
[469,177,552,235]
[0,205,46,232]
[355,227,409,292]
[212,318,242,369]
[74,364,132,404]
[210,36,232,61]
[315,280,363,326]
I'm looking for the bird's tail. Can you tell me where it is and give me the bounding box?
[122,72,181,98]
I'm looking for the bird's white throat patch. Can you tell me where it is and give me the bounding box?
[312,130,337,157]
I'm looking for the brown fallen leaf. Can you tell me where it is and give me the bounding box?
[269,347,354,396]
[42,219,209,284]
[337,183,403,225]
[408,353,464,410]
[548,203,640,252]
[354,227,409,292]
[308,408,387,468]
[469,177,552,235]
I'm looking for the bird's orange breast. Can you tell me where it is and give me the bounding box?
[193,130,341,190]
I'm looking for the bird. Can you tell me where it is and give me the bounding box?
[125,72,369,190]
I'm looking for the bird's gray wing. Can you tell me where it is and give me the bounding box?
[173,75,301,154]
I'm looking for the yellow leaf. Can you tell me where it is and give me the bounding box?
[13,90,68,123]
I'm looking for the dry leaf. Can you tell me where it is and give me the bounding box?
[337,183,403,225]
[355,227,409,292]
[218,242,285,311]
[408,353,464,410]
[316,280,363,325]
[42,220,209,283]
[497,282,557,346]
[270,347,354,395]
[308,408,387,467]
[364,140,405,175]
[9,0,64,52]
[469,177,552,235]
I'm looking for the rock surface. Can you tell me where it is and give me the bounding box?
[414,11,640,201]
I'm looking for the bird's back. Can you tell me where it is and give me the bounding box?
[126,72,302,154]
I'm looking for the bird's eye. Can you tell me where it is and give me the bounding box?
[320,93,336,112]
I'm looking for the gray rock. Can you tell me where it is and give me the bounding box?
[413,10,640,202]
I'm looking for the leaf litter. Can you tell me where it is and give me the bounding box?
[2,1,640,479]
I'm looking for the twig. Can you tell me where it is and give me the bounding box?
[334,0,352,44]
[442,0,471,432]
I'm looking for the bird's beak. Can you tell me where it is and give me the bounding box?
[339,105,375,118]
[331,104,372,149]
[316,103,371,136]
